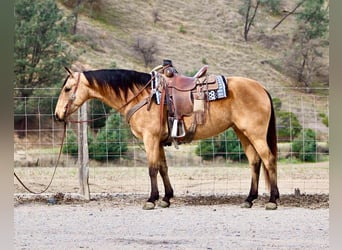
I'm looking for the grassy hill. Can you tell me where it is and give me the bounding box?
[57,0,329,135]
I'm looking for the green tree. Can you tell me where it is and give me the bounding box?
[276,111,302,142]
[14,0,74,131]
[295,0,329,88]
[14,0,73,91]
[292,128,317,162]
[282,0,329,90]
[296,0,329,40]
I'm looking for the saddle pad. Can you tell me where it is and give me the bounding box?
[207,75,228,101]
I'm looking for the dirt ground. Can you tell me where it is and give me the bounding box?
[14,162,329,207]
[14,163,329,249]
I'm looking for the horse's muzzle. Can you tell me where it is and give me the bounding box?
[54,112,64,122]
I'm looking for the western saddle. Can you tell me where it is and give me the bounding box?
[152,59,220,146]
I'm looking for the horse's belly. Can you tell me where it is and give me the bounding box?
[191,122,231,140]
[183,101,233,140]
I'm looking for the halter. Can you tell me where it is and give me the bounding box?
[64,72,81,120]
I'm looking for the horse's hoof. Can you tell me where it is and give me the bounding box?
[241,201,253,208]
[143,202,155,210]
[159,200,170,208]
[265,202,278,210]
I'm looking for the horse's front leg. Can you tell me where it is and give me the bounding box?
[142,136,174,210]
[143,165,160,210]
[142,135,162,210]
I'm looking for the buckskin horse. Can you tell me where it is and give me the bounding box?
[54,63,279,210]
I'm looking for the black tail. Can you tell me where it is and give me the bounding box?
[265,91,277,159]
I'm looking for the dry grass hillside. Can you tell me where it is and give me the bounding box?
[57,0,328,133]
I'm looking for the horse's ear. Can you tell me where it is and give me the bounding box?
[64,67,74,78]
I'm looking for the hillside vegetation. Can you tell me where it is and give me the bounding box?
[60,0,327,86]
[57,0,328,134]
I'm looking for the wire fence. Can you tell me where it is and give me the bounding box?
[14,87,329,195]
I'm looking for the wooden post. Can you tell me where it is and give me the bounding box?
[78,102,90,200]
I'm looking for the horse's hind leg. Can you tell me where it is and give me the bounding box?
[158,145,174,208]
[234,128,262,208]
[250,139,279,210]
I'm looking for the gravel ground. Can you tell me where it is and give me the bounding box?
[14,197,329,250]
[14,163,329,249]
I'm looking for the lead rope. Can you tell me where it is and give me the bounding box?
[14,122,67,194]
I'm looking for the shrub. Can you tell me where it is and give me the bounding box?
[218,129,246,162]
[133,36,158,68]
[89,113,128,161]
[62,129,78,156]
[196,138,217,161]
[62,128,94,157]
[292,128,317,162]
[179,24,186,34]
[272,97,282,112]
[319,112,329,127]
[195,128,246,161]
[62,112,128,161]
[273,97,302,141]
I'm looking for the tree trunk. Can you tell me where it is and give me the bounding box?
[243,0,260,42]
[72,0,83,35]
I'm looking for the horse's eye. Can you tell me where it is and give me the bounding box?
[64,87,71,93]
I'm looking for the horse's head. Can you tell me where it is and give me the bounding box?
[54,67,88,121]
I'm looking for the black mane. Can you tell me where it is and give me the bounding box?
[83,69,151,100]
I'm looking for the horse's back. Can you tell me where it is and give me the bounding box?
[189,76,272,140]
[227,76,268,96]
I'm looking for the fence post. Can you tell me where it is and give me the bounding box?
[78,102,90,200]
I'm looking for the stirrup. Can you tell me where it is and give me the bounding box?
[171,119,186,138]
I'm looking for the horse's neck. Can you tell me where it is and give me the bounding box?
[93,90,125,112]
[90,83,150,116]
